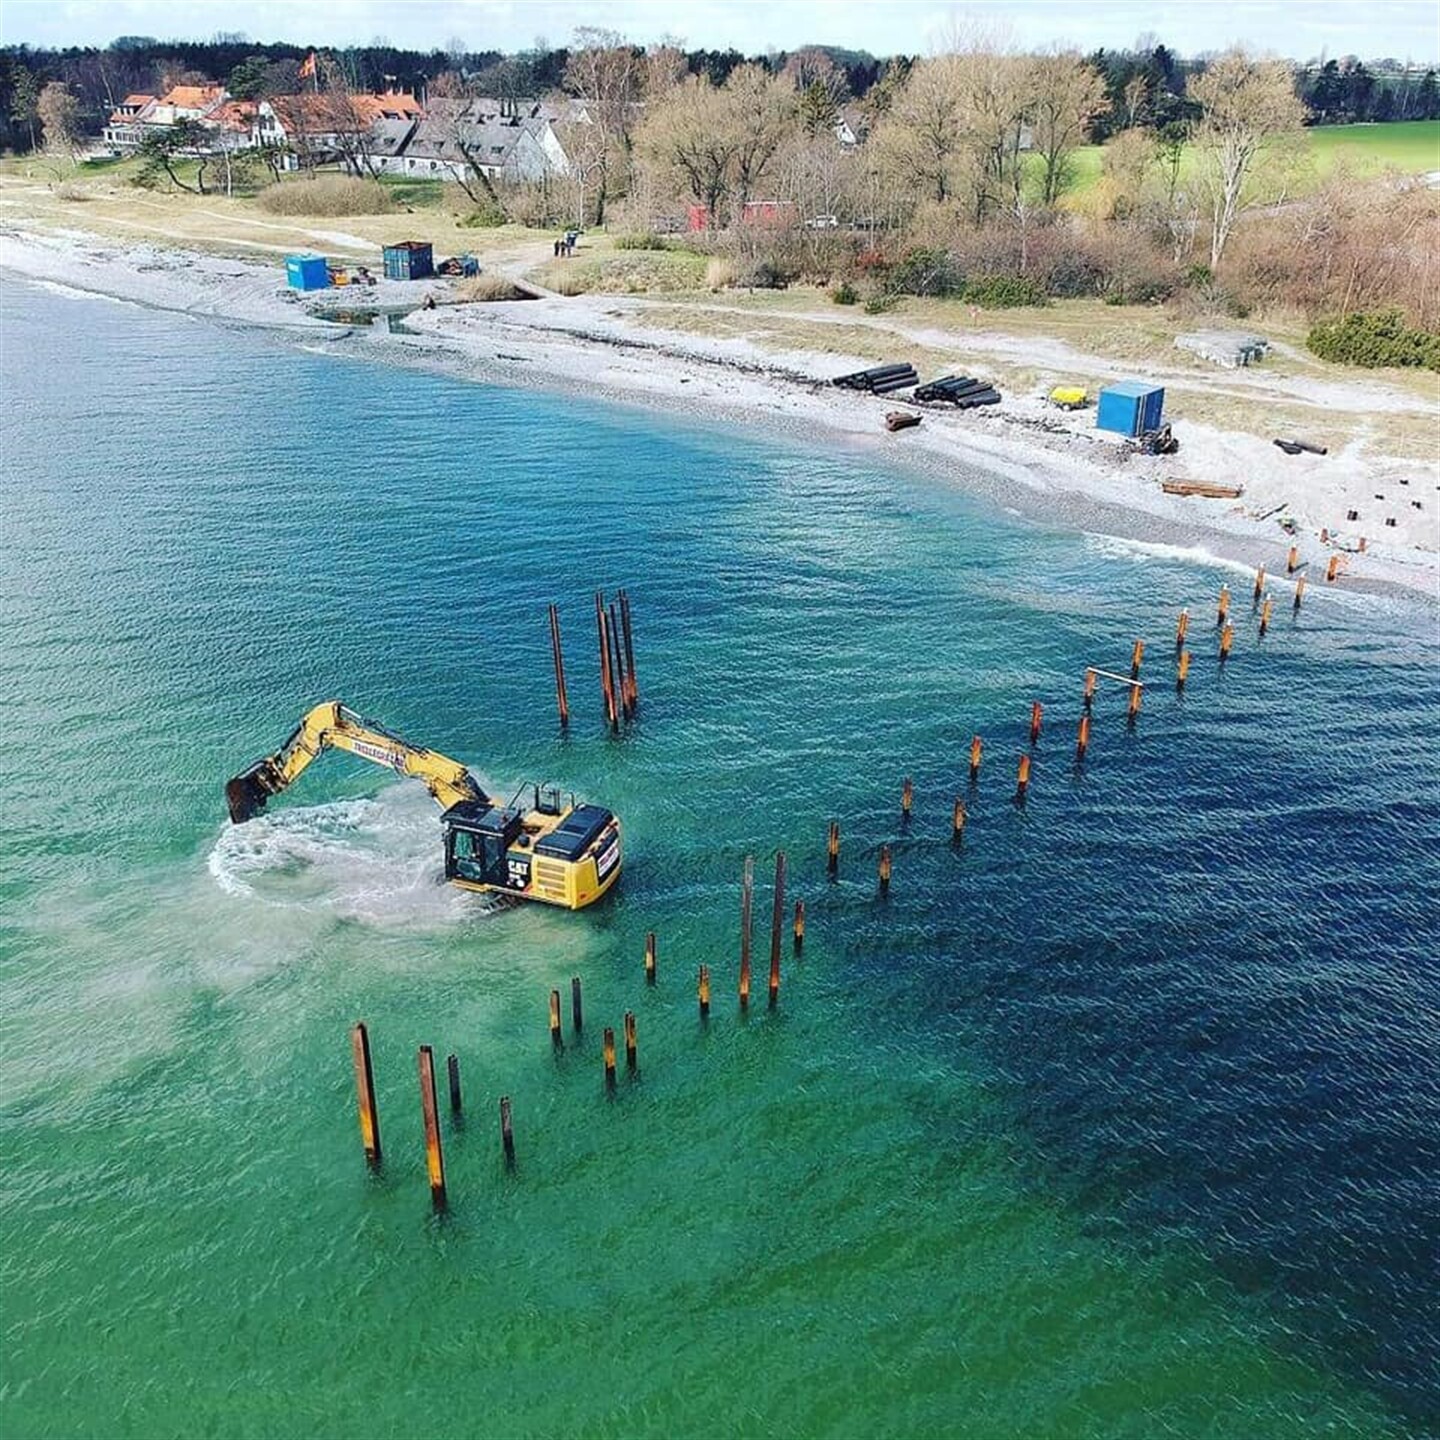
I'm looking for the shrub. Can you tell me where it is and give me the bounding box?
[733,256,792,289]
[549,270,589,297]
[458,273,523,302]
[256,175,396,216]
[459,201,508,228]
[831,280,859,305]
[1306,309,1440,371]
[614,231,670,250]
[863,289,897,314]
[886,246,964,297]
[54,181,89,202]
[961,274,1048,308]
[705,256,736,289]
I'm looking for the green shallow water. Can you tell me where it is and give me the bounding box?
[1,278,1435,1438]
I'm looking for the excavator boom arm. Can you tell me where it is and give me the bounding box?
[225,701,487,823]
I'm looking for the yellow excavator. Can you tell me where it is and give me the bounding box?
[225,701,621,910]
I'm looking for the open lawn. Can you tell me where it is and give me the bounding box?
[1305,120,1440,173]
[1059,120,1439,203]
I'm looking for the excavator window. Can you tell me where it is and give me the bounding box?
[448,828,488,884]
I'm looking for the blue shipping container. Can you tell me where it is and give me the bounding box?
[382,241,434,281]
[1096,381,1164,437]
[285,254,330,291]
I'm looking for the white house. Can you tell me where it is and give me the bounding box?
[401,102,571,183]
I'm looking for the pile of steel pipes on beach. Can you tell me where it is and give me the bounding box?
[912,374,1002,408]
[832,362,919,394]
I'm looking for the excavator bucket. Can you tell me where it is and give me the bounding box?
[225,761,279,825]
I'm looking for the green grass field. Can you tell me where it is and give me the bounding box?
[1306,119,1440,172]
[1059,119,1439,203]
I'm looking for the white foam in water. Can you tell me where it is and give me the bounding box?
[207,784,501,928]
[1082,532,1258,577]
[29,278,135,307]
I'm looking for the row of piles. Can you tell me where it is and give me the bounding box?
[547,589,639,731]
[839,556,1321,890]
[349,850,804,1213]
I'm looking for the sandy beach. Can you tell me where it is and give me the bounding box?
[3,219,1435,604]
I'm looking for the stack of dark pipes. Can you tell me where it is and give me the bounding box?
[832,362,919,394]
[913,374,1002,408]
[595,589,639,729]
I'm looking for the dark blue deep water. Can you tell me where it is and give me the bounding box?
[1,275,1437,1439]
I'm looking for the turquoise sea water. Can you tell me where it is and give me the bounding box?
[1,276,1437,1439]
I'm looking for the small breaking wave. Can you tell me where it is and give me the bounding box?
[27,277,137,307]
[207,785,502,928]
[1082,532,1258,576]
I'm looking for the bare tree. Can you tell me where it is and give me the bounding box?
[873,56,965,204]
[726,63,794,210]
[1029,51,1109,206]
[1190,48,1306,267]
[37,81,83,167]
[564,28,641,223]
[642,40,689,100]
[635,75,736,224]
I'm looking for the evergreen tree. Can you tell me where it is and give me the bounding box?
[1417,69,1440,121]
[1308,59,1343,122]
[1342,61,1375,121]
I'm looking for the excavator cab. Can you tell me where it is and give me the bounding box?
[443,802,527,891]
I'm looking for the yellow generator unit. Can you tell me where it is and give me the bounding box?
[1049,385,1089,410]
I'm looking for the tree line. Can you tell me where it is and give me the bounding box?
[2,32,1437,157]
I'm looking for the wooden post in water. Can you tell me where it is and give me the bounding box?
[826,820,840,877]
[1083,669,1097,710]
[624,1011,637,1073]
[1287,545,1299,574]
[952,796,967,841]
[1177,650,1191,690]
[1217,584,1231,627]
[969,735,983,782]
[417,1045,446,1212]
[608,602,629,720]
[698,964,711,1018]
[1016,753,1031,800]
[571,976,583,1035]
[1176,608,1189,649]
[618,588,639,712]
[1029,701,1043,744]
[1326,554,1340,583]
[595,592,618,728]
[446,1052,462,1115]
[878,845,891,896]
[901,777,913,821]
[549,989,563,1050]
[1130,640,1145,680]
[1075,714,1090,761]
[603,1028,617,1089]
[1294,575,1307,611]
[548,604,570,728]
[1127,684,1142,722]
[351,1022,382,1169]
[644,932,657,985]
[739,855,753,1011]
[1259,594,1273,637]
[1253,565,1266,602]
[499,1095,515,1169]
[793,899,805,954]
[769,851,786,1008]
[1220,624,1235,661]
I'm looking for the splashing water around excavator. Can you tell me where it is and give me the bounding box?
[225,701,621,910]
